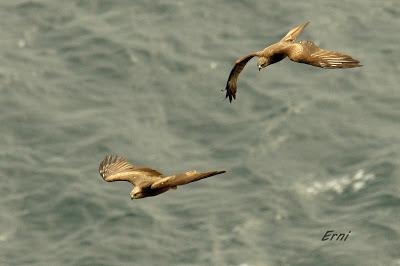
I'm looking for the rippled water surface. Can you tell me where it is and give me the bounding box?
[1,0,399,265]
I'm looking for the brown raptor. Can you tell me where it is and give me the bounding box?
[225,21,361,102]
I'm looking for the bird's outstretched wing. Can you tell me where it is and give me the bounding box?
[280,21,310,42]
[225,53,257,102]
[99,155,162,184]
[150,170,225,190]
[290,41,361,68]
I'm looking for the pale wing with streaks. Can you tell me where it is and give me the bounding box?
[280,21,310,42]
[289,41,361,68]
[99,155,162,185]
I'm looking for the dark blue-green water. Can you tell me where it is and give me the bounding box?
[1,1,399,265]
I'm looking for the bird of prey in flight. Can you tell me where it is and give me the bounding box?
[99,155,226,199]
[224,21,362,102]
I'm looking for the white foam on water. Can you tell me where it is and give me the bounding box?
[209,61,218,69]
[303,169,376,196]
[0,233,8,242]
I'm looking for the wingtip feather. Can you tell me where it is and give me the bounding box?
[225,83,236,103]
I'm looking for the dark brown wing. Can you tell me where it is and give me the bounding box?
[225,53,257,102]
[98,155,162,185]
[290,41,361,68]
[150,170,225,190]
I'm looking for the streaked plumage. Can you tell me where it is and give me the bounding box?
[225,21,362,102]
[99,155,226,199]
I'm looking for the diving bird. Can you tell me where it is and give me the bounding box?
[99,155,226,199]
[224,21,362,102]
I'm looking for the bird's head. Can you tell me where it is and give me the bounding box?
[257,57,269,71]
[130,187,143,199]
